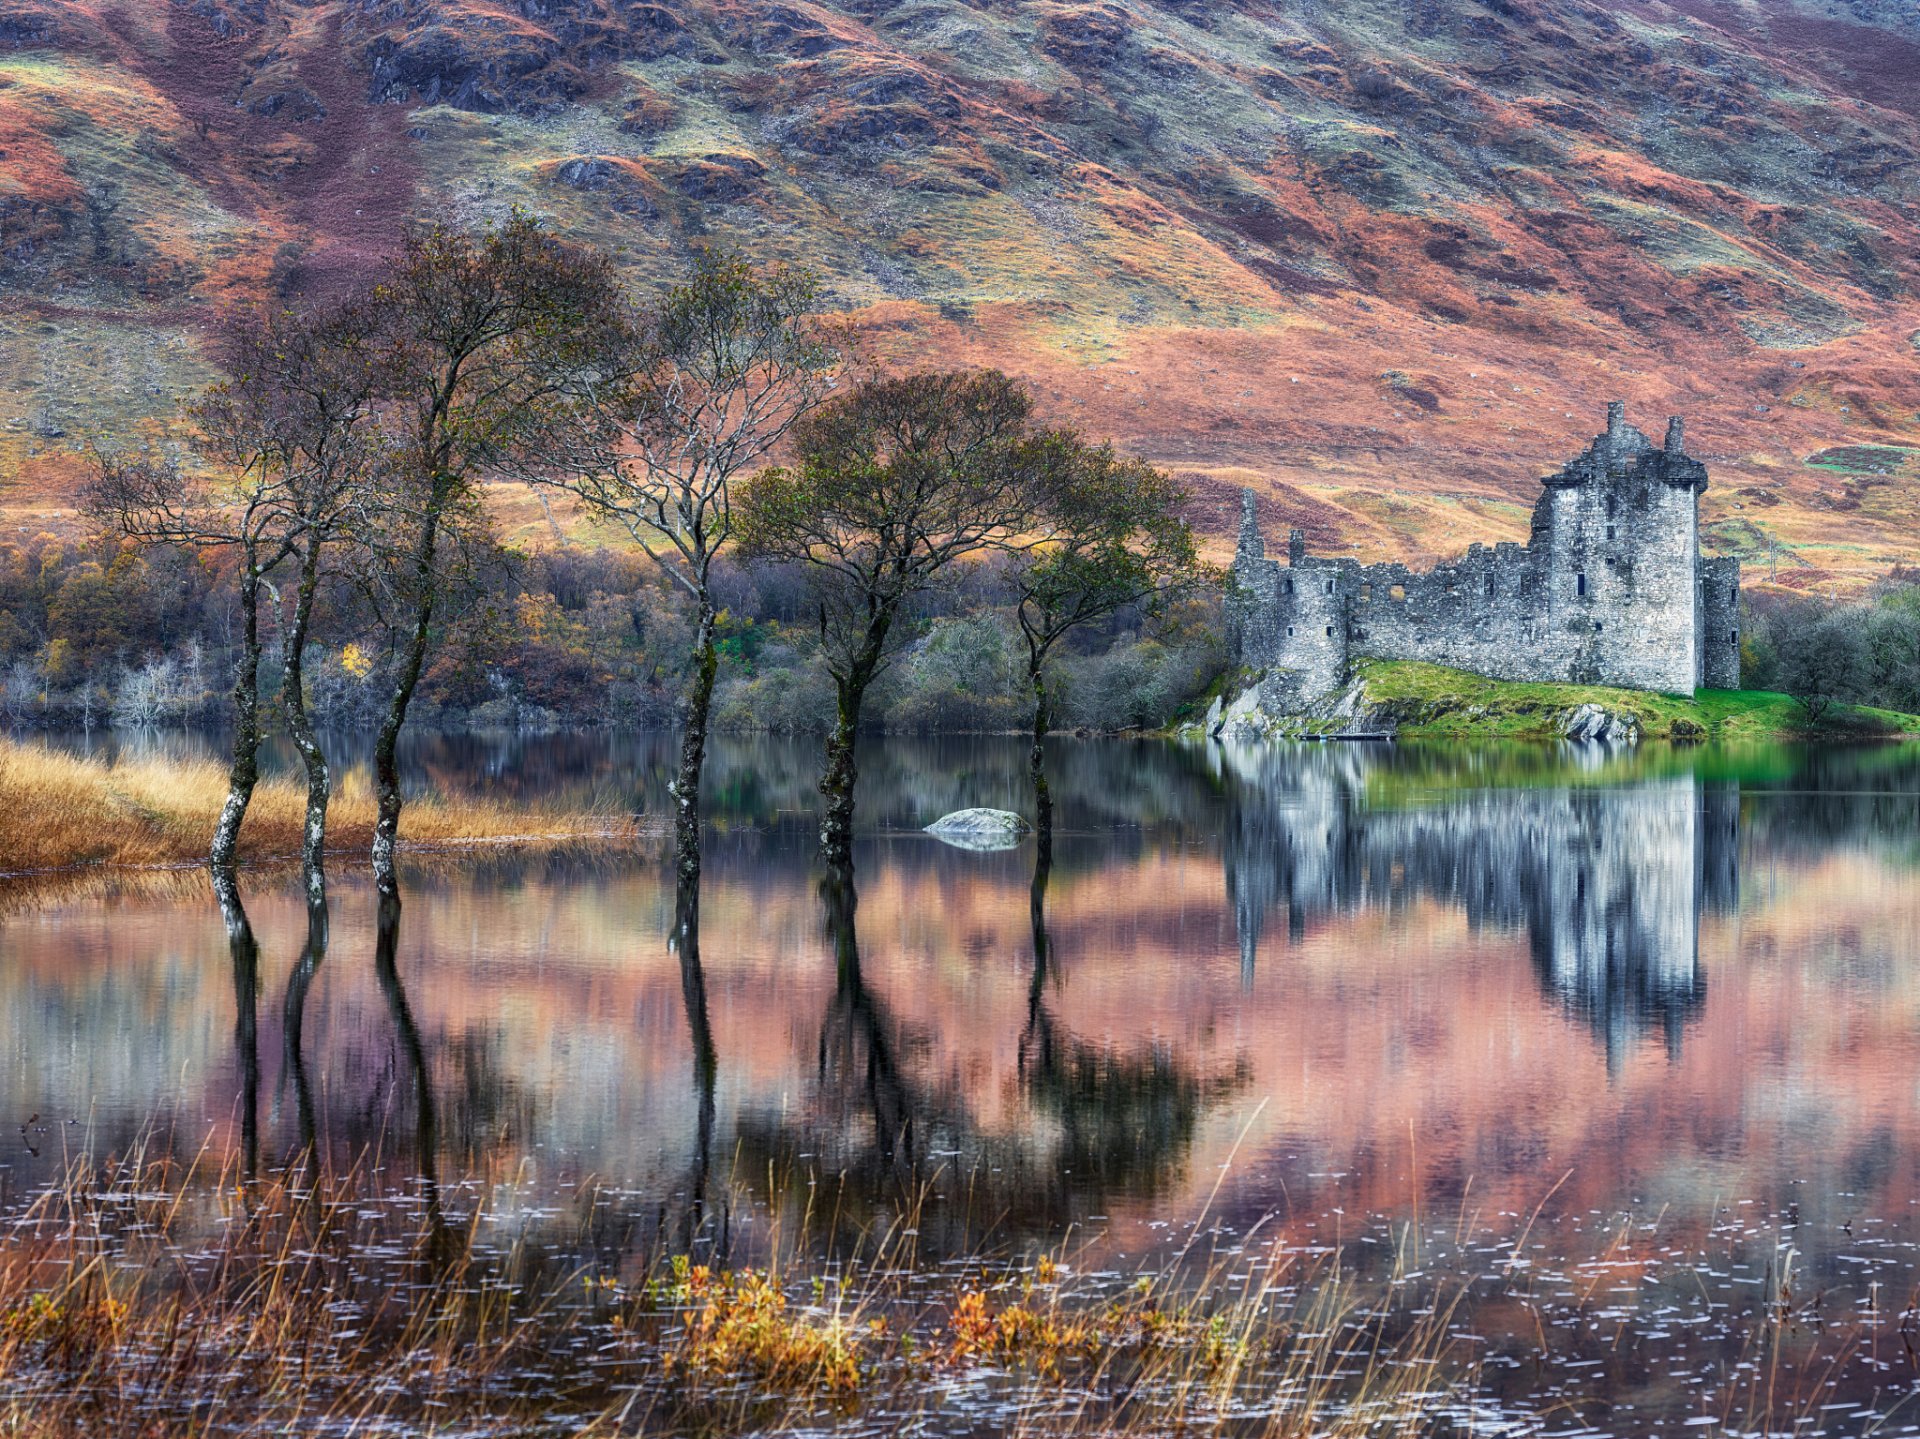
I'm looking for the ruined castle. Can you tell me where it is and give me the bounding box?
[1228,404,1742,701]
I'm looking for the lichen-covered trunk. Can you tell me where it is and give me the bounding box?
[819,621,889,870]
[372,507,442,901]
[283,536,331,905]
[674,599,719,884]
[210,566,265,876]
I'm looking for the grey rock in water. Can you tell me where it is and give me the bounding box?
[925,808,1031,851]
[1559,703,1640,744]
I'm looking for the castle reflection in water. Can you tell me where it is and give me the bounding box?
[1215,743,1741,1067]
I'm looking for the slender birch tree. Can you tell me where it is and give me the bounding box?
[544,251,841,882]
[359,214,624,899]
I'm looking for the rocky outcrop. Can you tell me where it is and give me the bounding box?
[1191,670,1646,745]
[1194,671,1398,742]
[1559,703,1641,744]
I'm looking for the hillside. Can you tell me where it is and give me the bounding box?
[2,0,1918,587]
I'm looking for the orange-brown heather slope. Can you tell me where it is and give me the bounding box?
[1,0,1916,589]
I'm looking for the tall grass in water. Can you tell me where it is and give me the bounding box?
[0,1147,1476,1438]
[0,736,641,876]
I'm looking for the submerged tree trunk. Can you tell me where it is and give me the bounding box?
[1027,659,1054,841]
[819,624,889,870]
[372,508,442,900]
[675,598,719,883]
[283,535,331,905]
[210,566,266,876]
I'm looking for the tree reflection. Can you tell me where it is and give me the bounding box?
[374,889,449,1258]
[818,863,921,1185]
[672,875,720,1253]
[281,894,328,1185]
[1023,838,1248,1212]
[212,871,260,1181]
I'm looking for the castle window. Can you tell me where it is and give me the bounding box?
[1575,572,1588,597]
[1594,622,1604,633]
[1485,576,1495,597]
[1284,576,1294,595]
[1390,584,1407,602]
[1730,629,1737,645]
[1324,579,1334,595]
[1325,625,1334,638]
[1286,626,1295,637]
[1730,583,1739,603]
[1360,583,1372,601]
[1606,525,1616,541]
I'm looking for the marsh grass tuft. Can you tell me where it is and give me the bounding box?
[0,1147,1481,1438]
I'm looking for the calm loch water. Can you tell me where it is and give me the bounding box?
[5,733,1920,1433]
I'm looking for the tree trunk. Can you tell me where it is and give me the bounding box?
[283,535,331,905]
[372,507,442,900]
[674,598,719,884]
[819,622,889,869]
[1028,659,1054,841]
[210,566,265,876]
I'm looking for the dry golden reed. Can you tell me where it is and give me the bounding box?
[0,735,644,877]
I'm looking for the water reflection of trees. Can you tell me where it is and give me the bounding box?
[709,846,1248,1259]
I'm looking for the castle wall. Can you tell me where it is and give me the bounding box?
[1230,405,1739,702]
[1699,557,1742,691]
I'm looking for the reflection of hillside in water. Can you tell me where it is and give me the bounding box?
[1217,744,1740,1067]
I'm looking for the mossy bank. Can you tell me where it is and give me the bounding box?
[1192,660,1920,743]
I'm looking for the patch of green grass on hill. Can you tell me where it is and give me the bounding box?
[1354,659,1920,740]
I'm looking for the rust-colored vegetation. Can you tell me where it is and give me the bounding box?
[0,0,1917,588]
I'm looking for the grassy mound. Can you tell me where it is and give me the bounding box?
[1353,660,1920,741]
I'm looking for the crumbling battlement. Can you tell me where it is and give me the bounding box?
[1228,404,1742,703]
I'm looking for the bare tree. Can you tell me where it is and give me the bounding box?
[735,371,1045,868]
[544,250,841,882]
[198,301,381,901]
[358,214,625,899]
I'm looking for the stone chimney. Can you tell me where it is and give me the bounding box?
[1664,415,1685,457]
[1288,528,1307,566]
[1606,400,1627,448]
